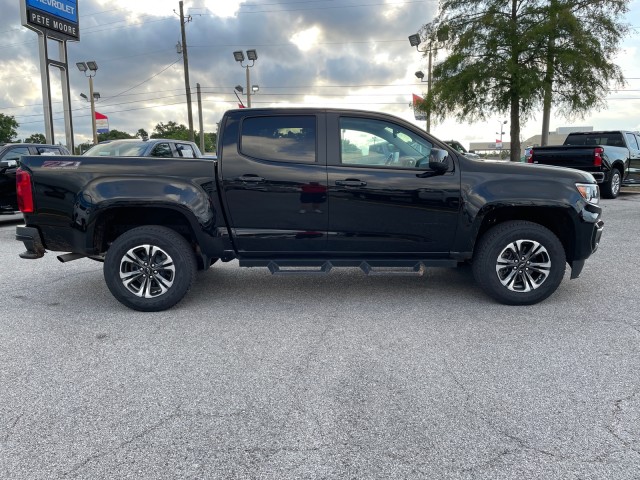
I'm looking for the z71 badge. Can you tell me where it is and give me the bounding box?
[42,160,81,169]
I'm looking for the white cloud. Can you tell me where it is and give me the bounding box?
[290,26,322,52]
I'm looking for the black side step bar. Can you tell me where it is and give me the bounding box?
[239,259,457,276]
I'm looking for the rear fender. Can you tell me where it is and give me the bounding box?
[79,176,215,227]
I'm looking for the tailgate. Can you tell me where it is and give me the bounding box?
[531,146,596,169]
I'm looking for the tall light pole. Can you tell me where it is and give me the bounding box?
[409,33,434,133]
[177,1,194,142]
[233,50,258,108]
[76,61,99,145]
[496,120,507,148]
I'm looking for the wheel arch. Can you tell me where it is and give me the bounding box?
[90,205,208,269]
[474,206,576,263]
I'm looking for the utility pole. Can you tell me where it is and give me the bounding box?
[178,1,194,142]
[197,83,205,152]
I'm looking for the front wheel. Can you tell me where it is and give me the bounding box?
[104,226,197,311]
[472,221,566,305]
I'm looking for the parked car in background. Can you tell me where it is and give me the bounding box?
[1,143,70,214]
[444,140,480,160]
[83,138,204,158]
[528,131,640,198]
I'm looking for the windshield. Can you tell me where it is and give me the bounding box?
[84,141,148,156]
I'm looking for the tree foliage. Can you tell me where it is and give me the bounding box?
[151,121,190,140]
[0,113,19,143]
[97,129,134,143]
[24,133,46,144]
[420,0,629,160]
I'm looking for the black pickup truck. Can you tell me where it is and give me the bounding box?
[528,131,640,198]
[15,108,604,311]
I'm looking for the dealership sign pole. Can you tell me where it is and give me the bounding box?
[20,0,79,151]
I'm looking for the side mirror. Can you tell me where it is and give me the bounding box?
[469,150,476,154]
[429,148,449,173]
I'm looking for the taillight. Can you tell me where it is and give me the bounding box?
[594,147,603,167]
[16,168,34,213]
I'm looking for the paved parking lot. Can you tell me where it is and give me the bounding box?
[1,191,639,479]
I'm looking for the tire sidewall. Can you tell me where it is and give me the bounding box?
[611,169,621,198]
[473,222,566,305]
[603,168,621,199]
[104,226,196,311]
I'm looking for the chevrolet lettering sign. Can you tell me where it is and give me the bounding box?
[22,0,79,41]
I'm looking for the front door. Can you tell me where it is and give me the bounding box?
[326,113,460,254]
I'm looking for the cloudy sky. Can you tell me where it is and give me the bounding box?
[2,0,640,149]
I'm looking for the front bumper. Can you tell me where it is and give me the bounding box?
[570,217,604,279]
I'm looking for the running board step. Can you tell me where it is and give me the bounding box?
[239,259,457,276]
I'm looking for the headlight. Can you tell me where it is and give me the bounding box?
[576,183,599,204]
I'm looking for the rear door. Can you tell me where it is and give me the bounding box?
[220,112,328,253]
[326,113,460,254]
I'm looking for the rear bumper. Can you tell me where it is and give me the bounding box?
[16,226,46,259]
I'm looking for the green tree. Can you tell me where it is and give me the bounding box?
[25,133,46,144]
[0,113,19,143]
[420,0,628,161]
[136,128,149,139]
[151,121,190,140]
[97,129,134,142]
[538,0,627,144]
[198,131,218,153]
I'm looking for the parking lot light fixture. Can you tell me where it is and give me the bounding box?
[408,33,435,133]
[232,50,258,107]
[77,60,99,145]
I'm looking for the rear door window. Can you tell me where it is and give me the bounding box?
[176,143,196,158]
[240,116,317,163]
[37,147,63,155]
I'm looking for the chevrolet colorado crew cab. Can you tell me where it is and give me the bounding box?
[15,108,604,311]
[528,131,640,198]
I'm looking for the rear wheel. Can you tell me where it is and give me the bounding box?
[601,168,622,199]
[104,226,197,311]
[472,221,566,305]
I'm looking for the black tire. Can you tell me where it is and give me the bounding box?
[472,221,566,305]
[601,168,622,199]
[103,226,197,311]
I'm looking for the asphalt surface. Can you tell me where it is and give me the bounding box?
[1,192,639,479]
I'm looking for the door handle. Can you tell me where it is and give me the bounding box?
[335,179,367,187]
[238,175,265,182]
